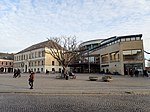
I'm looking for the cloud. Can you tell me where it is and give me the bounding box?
[0,0,150,58]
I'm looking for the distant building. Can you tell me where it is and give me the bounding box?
[14,40,62,73]
[0,53,14,73]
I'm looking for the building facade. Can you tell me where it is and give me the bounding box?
[0,59,14,73]
[0,53,14,73]
[70,39,103,73]
[70,34,144,75]
[14,41,62,73]
[90,34,144,75]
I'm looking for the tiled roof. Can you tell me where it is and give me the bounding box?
[17,40,62,54]
[0,53,14,60]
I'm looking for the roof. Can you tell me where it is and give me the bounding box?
[17,40,62,54]
[0,53,14,60]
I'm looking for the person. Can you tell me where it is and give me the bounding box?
[13,69,17,78]
[68,71,76,79]
[134,69,139,77]
[143,69,149,77]
[129,69,134,77]
[17,69,21,77]
[28,72,35,89]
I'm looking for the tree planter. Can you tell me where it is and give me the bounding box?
[102,76,113,82]
[89,76,98,81]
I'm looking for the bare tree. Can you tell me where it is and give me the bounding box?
[46,36,79,76]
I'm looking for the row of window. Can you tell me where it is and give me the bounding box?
[14,51,45,61]
[28,60,44,67]
[0,61,13,66]
[101,50,142,64]
[93,36,142,52]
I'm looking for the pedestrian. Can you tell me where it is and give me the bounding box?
[13,69,17,78]
[129,69,134,77]
[134,69,139,77]
[17,69,21,77]
[28,72,35,89]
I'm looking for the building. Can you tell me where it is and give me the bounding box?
[0,53,14,73]
[14,40,62,73]
[90,34,144,75]
[70,34,144,75]
[70,39,103,73]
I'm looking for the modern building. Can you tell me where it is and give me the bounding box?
[0,53,14,73]
[14,40,62,73]
[70,34,144,75]
[90,34,144,75]
[70,39,103,73]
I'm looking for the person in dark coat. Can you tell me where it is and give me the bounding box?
[13,69,17,78]
[28,72,35,89]
[17,69,21,77]
[129,69,134,77]
[134,69,139,77]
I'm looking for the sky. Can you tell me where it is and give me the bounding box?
[0,0,150,59]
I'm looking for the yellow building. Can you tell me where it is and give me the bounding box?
[14,40,62,73]
[91,34,144,75]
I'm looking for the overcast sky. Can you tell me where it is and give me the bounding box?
[0,0,150,59]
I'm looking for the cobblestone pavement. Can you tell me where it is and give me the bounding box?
[0,73,150,95]
[0,93,150,112]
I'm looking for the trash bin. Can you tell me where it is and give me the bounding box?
[66,75,69,80]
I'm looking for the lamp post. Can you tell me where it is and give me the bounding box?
[88,50,90,73]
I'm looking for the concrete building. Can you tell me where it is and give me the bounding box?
[70,34,144,75]
[70,39,103,73]
[90,34,144,75]
[14,40,62,73]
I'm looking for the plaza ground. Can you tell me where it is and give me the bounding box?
[0,73,150,112]
[0,73,150,95]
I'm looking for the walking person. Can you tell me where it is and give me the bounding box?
[28,72,35,89]
[13,69,17,78]
[17,69,21,78]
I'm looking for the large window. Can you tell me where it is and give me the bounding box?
[110,51,119,62]
[123,49,142,61]
[101,54,109,64]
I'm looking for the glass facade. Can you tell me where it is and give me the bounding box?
[123,49,142,61]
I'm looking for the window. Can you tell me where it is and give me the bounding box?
[42,51,45,57]
[38,51,41,57]
[41,68,43,72]
[6,62,7,65]
[52,61,55,66]
[101,54,109,63]
[121,38,126,42]
[110,51,120,62]
[52,68,55,71]
[131,37,135,41]
[35,52,37,58]
[29,54,31,59]
[126,38,130,41]
[123,49,142,61]
[38,61,40,66]
[136,37,140,40]
[42,60,44,65]
[2,62,3,65]
[10,62,11,65]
